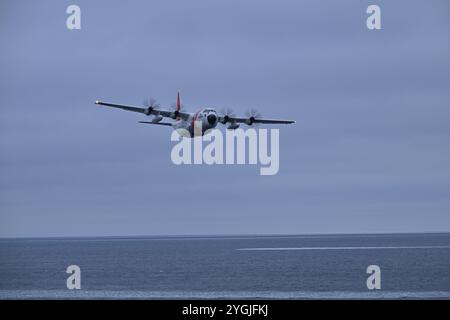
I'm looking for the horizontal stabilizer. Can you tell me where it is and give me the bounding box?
[138,121,172,126]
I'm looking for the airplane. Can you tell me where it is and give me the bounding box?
[95,92,295,137]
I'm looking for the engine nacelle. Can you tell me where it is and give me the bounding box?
[144,107,153,115]
[245,116,255,125]
[152,115,163,123]
[227,123,240,130]
[171,110,180,119]
[220,115,229,124]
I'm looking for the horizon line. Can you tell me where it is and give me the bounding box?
[0,231,449,241]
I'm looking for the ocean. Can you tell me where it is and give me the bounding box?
[0,233,449,299]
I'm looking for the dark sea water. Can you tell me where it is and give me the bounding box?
[0,233,449,299]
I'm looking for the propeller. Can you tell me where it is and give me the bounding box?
[169,103,185,119]
[245,108,262,126]
[143,98,160,115]
[219,107,236,124]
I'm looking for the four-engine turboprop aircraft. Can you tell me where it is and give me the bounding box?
[95,92,295,137]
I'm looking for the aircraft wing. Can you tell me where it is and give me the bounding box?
[218,115,295,125]
[95,100,191,121]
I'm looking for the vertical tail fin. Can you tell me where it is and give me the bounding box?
[177,91,181,112]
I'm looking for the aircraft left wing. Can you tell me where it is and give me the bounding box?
[95,100,191,121]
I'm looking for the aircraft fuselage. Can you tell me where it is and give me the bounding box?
[173,108,219,137]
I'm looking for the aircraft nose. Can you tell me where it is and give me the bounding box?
[207,114,217,125]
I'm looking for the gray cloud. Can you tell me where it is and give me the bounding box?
[1,0,450,237]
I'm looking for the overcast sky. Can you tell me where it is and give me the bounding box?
[1,0,449,237]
